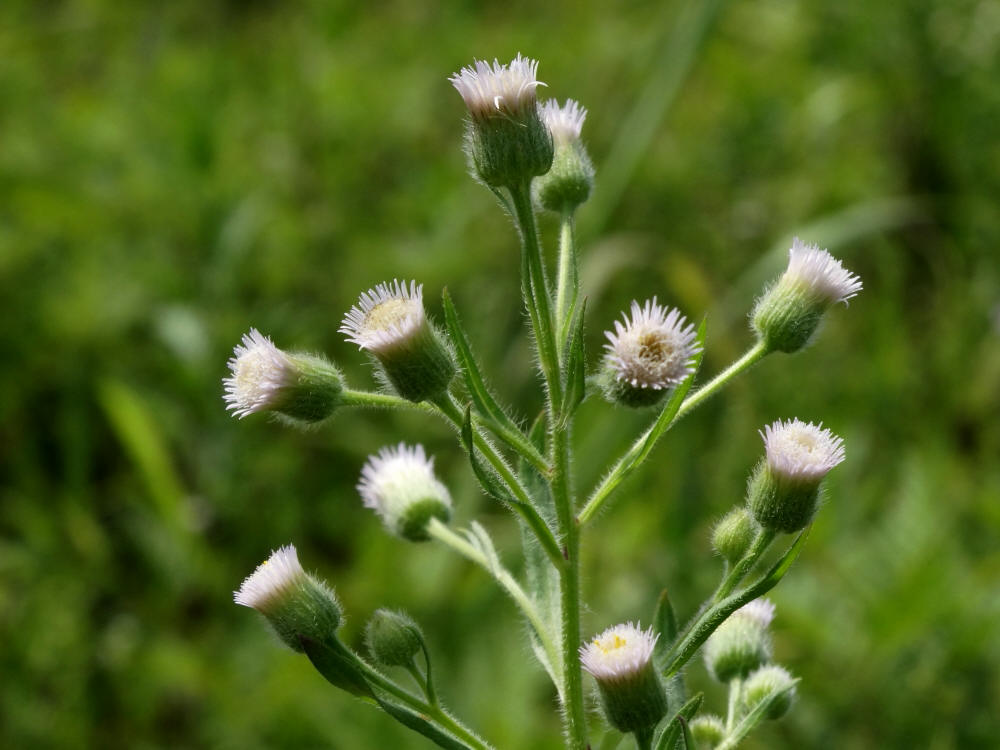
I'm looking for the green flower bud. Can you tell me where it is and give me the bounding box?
[751,238,862,353]
[365,609,424,668]
[358,443,452,542]
[747,419,845,533]
[712,507,757,565]
[224,329,345,423]
[534,99,594,213]
[340,280,455,402]
[689,715,726,748]
[450,55,554,188]
[742,665,797,720]
[234,544,342,651]
[703,599,775,683]
[580,623,668,734]
[600,298,701,409]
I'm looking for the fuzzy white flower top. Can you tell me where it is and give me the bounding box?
[449,54,545,121]
[358,443,452,522]
[223,329,294,418]
[234,544,305,612]
[340,280,426,354]
[580,622,658,684]
[784,238,863,304]
[761,419,845,481]
[540,99,587,143]
[604,298,700,390]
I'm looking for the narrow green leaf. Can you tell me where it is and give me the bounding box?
[715,681,799,750]
[560,298,587,422]
[374,697,477,750]
[653,692,704,750]
[300,636,375,699]
[677,717,695,750]
[653,588,679,656]
[442,289,520,433]
[460,407,517,505]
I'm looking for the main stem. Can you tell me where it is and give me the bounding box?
[553,424,587,749]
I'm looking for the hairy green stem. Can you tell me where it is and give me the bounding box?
[552,426,588,749]
[725,677,743,733]
[509,182,563,408]
[555,210,579,358]
[674,340,769,421]
[713,528,775,602]
[428,519,561,688]
[432,393,564,567]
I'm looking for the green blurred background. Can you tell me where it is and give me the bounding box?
[2,0,999,747]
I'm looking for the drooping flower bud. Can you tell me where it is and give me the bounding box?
[747,419,846,533]
[600,298,700,408]
[534,99,594,213]
[742,665,797,719]
[689,714,726,748]
[358,443,452,542]
[751,238,862,353]
[711,507,758,565]
[365,609,424,668]
[703,599,775,683]
[223,329,344,423]
[234,544,342,651]
[340,280,455,402]
[580,622,668,734]
[449,54,554,188]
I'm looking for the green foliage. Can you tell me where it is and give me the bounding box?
[2,0,999,748]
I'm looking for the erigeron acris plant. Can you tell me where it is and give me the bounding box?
[225,54,862,750]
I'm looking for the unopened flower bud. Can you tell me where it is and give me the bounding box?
[365,609,424,668]
[748,419,845,533]
[340,280,455,402]
[689,715,726,748]
[752,238,862,353]
[580,622,667,734]
[534,99,594,213]
[742,665,797,719]
[358,443,452,542]
[223,329,344,423]
[712,507,757,565]
[703,599,775,683]
[234,544,342,651]
[449,54,554,187]
[600,298,700,408]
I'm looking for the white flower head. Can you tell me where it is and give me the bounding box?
[762,418,845,482]
[449,54,545,122]
[223,329,295,418]
[580,622,658,684]
[234,544,306,613]
[735,598,776,630]
[604,298,700,390]
[340,280,426,355]
[540,98,587,143]
[358,443,452,540]
[784,238,863,305]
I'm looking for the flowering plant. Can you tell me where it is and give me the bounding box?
[225,55,860,750]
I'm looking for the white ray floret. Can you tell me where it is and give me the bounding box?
[762,418,846,481]
[223,329,294,418]
[604,298,700,390]
[785,238,863,304]
[734,598,776,629]
[449,54,545,121]
[340,280,426,354]
[580,622,659,684]
[540,98,587,142]
[234,544,305,612]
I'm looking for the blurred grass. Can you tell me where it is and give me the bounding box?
[2,0,999,748]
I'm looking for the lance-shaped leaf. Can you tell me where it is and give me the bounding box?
[653,693,704,750]
[442,289,547,472]
[301,636,375,699]
[714,679,799,750]
[559,298,588,423]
